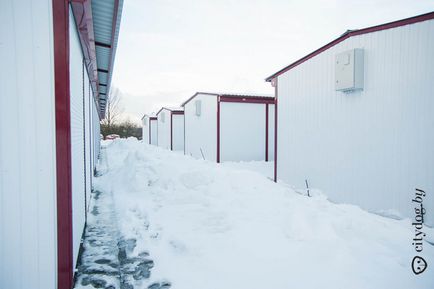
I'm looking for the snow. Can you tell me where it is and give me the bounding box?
[93,138,434,289]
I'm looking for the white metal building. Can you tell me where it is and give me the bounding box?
[183,92,275,163]
[266,12,434,226]
[0,1,124,288]
[156,107,185,151]
[141,114,158,145]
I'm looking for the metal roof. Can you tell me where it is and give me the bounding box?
[91,0,124,118]
[156,107,185,116]
[265,11,434,82]
[181,92,275,107]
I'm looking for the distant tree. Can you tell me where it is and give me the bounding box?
[101,87,123,129]
[101,119,142,139]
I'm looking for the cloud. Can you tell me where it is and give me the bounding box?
[111,0,434,121]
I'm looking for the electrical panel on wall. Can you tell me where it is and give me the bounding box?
[195,100,201,116]
[335,48,364,92]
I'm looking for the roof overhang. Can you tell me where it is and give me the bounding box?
[182,92,275,107]
[71,0,124,119]
[265,11,434,82]
[156,107,185,116]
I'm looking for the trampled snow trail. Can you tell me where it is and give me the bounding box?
[84,139,433,289]
[74,147,169,289]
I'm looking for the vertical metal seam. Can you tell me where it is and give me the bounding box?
[170,112,173,150]
[265,103,269,162]
[217,96,220,163]
[53,0,73,287]
[274,78,278,182]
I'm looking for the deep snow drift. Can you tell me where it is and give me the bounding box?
[92,138,434,289]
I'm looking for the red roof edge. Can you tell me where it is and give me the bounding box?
[181,92,219,107]
[156,107,184,116]
[181,92,274,107]
[265,11,434,82]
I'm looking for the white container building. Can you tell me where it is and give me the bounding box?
[142,114,158,145]
[0,0,124,288]
[156,107,185,151]
[266,12,434,226]
[183,92,275,163]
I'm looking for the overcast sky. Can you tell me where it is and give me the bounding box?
[111,0,433,124]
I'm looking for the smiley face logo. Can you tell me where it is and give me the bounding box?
[412,256,428,275]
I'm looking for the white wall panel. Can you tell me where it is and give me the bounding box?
[150,120,158,145]
[92,99,100,168]
[0,0,57,288]
[268,104,275,161]
[84,78,92,213]
[157,109,171,150]
[142,116,158,145]
[277,20,434,225]
[184,94,217,161]
[220,102,266,162]
[172,114,185,151]
[142,118,149,144]
[69,8,86,270]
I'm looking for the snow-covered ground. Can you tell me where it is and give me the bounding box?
[92,138,434,289]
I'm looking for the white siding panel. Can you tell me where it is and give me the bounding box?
[150,120,158,145]
[220,102,266,162]
[157,109,171,150]
[172,114,185,151]
[268,104,275,161]
[69,8,86,270]
[142,118,149,144]
[84,78,92,213]
[184,94,217,161]
[277,20,434,225]
[93,101,101,166]
[0,0,57,288]
[142,117,158,145]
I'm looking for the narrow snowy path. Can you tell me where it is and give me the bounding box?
[80,139,433,289]
[74,147,170,289]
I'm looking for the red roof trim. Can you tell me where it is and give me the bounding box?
[265,11,434,81]
[219,96,275,104]
[156,107,184,115]
[142,114,157,120]
[171,111,184,115]
[182,92,274,107]
[181,92,218,107]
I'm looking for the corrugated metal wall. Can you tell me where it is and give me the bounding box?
[70,8,88,270]
[277,19,434,225]
[157,109,171,150]
[93,98,101,165]
[150,120,158,145]
[0,1,57,288]
[220,102,267,162]
[184,94,218,161]
[172,115,185,151]
[70,4,102,270]
[142,118,149,144]
[268,104,275,161]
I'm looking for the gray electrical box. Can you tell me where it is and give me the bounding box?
[335,48,364,92]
